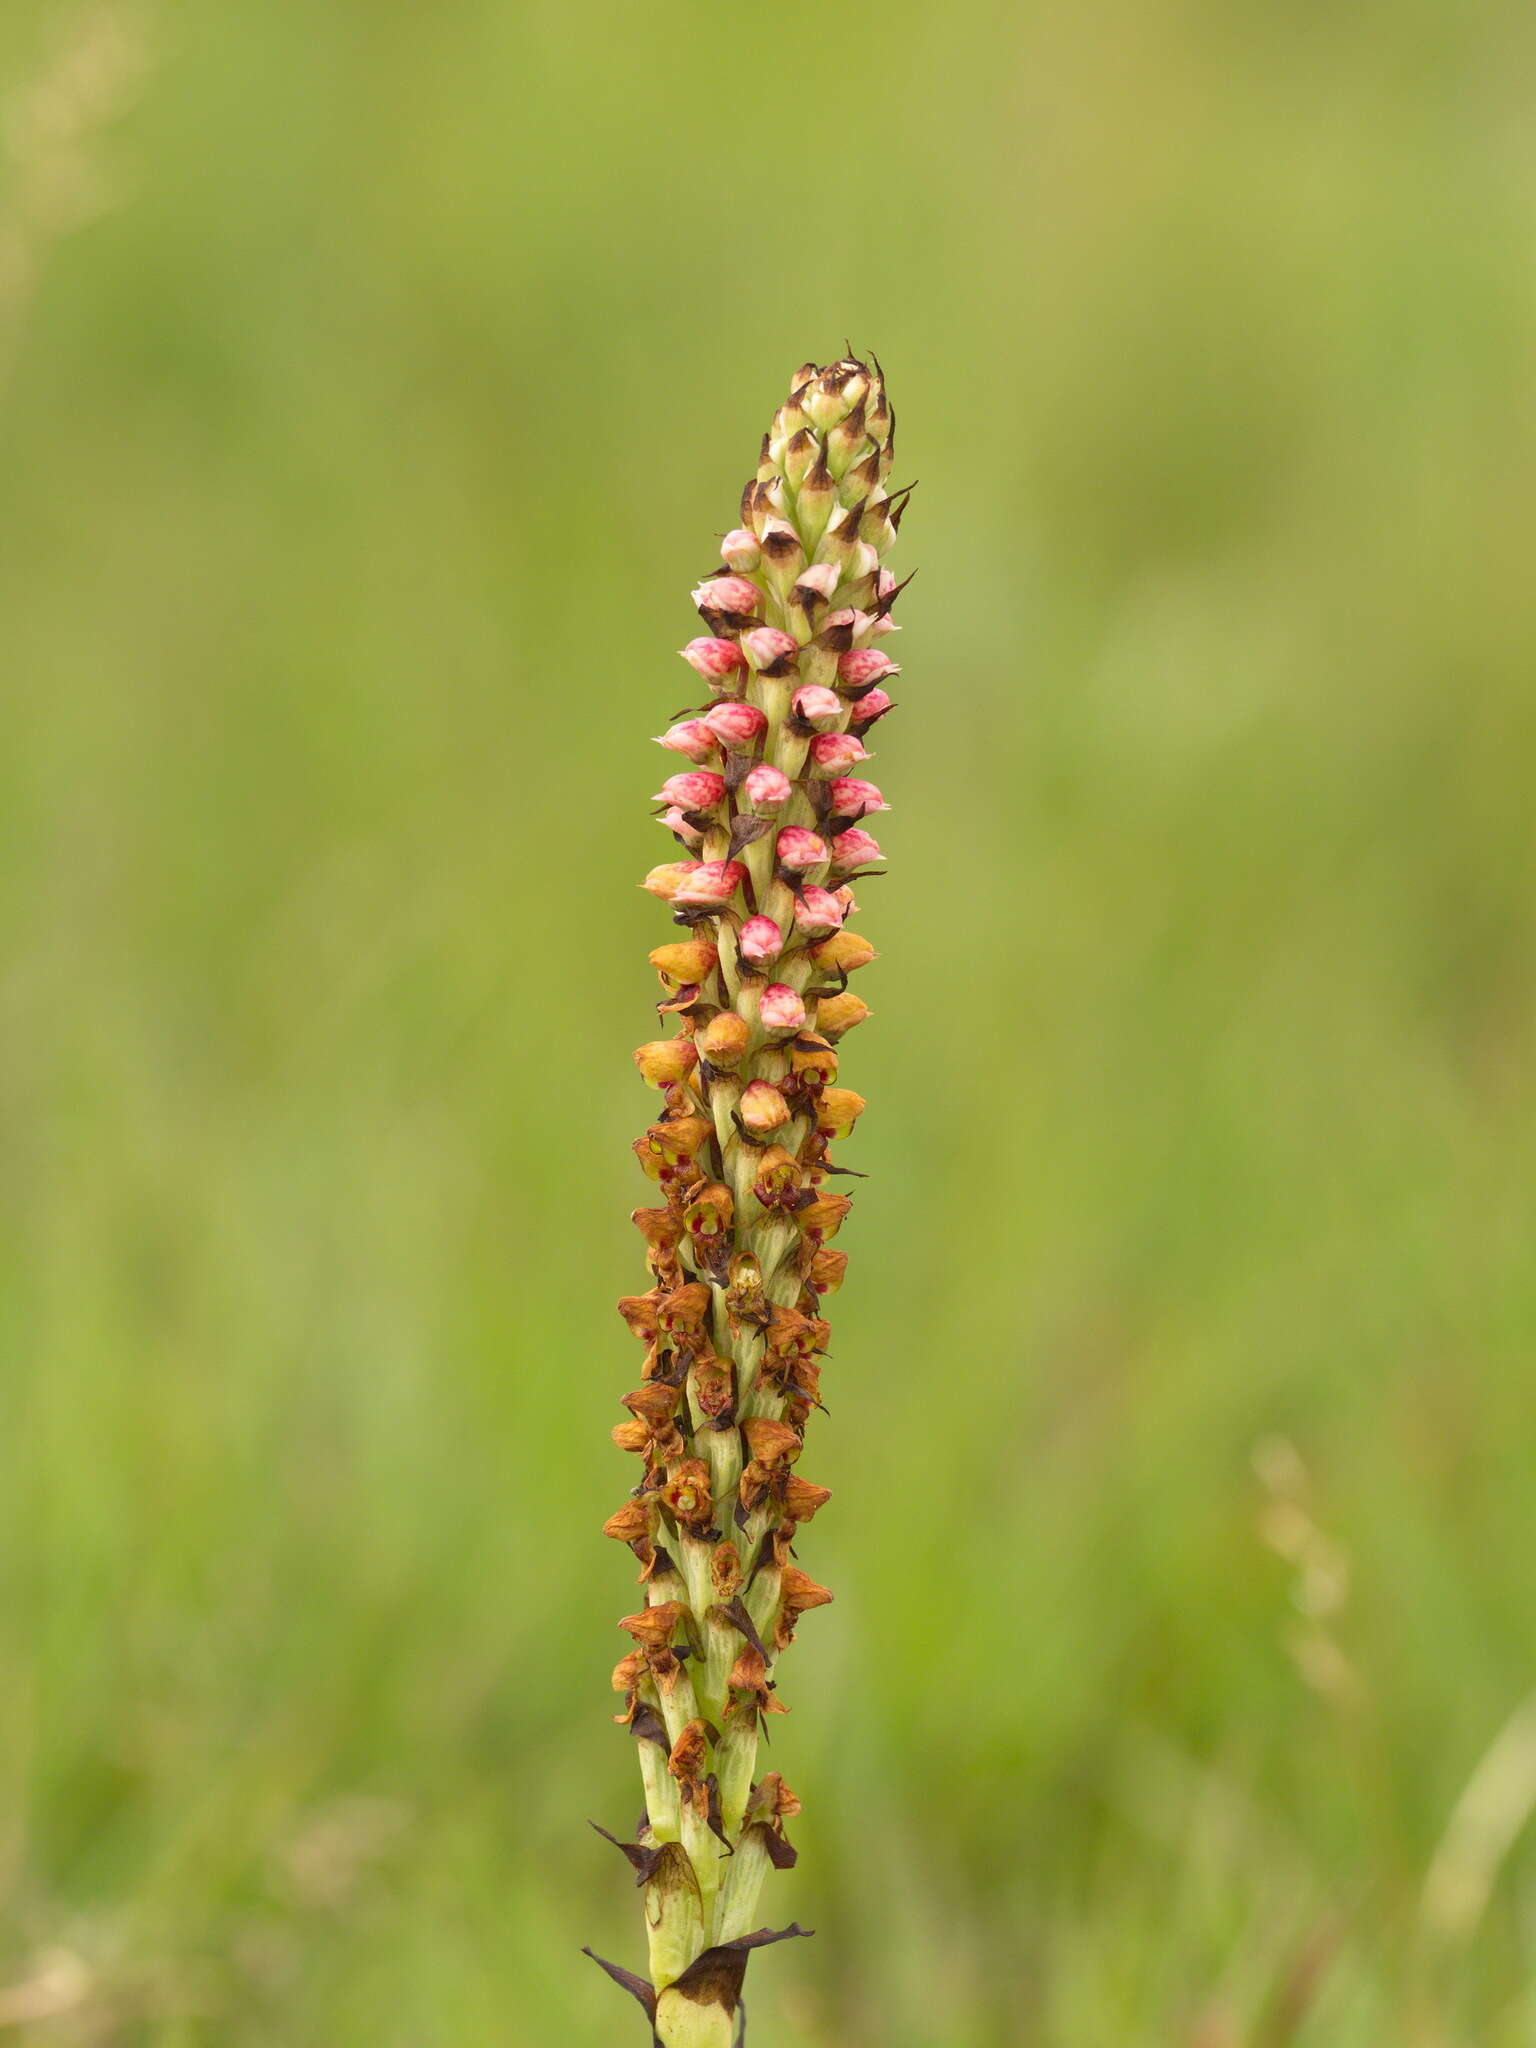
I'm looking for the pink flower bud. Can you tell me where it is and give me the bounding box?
[792,685,843,732]
[795,885,845,935]
[642,861,702,900]
[680,636,746,681]
[776,826,830,871]
[741,627,799,673]
[691,576,762,618]
[721,528,762,572]
[794,562,840,602]
[703,700,767,748]
[655,719,717,761]
[831,827,883,870]
[739,914,784,965]
[672,860,747,908]
[655,771,727,811]
[849,541,880,581]
[838,648,900,688]
[759,984,807,1033]
[660,806,704,848]
[847,687,893,729]
[876,569,899,602]
[827,777,889,819]
[742,763,792,810]
[866,611,901,639]
[808,732,870,773]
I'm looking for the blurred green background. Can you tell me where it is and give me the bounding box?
[3,0,1535,2041]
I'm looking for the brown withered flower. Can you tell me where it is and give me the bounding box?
[592,356,909,2043]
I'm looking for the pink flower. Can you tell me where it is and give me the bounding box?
[792,685,843,732]
[847,687,893,729]
[827,777,889,819]
[660,806,704,848]
[679,636,746,681]
[876,569,899,602]
[759,984,807,1033]
[703,701,767,748]
[691,576,762,618]
[720,528,762,572]
[642,861,702,900]
[672,860,747,907]
[776,826,830,871]
[793,562,839,602]
[741,627,800,672]
[795,885,845,935]
[808,732,870,773]
[838,649,899,688]
[831,827,883,870]
[655,771,726,812]
[739,915,784,965]
[655,719,717,761]
[743,763,792,810]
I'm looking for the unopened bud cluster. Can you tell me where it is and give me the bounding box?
[590,357,910,2045]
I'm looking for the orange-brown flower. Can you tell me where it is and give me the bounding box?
[786,1033,839,1087]
[682,1182,734,1267]
[618,1601,689,1649]
[774,1567,833,1651]
[809,930,877,975]
[746,1771,802,1826]
[804,1245,848,1295]
[650,938,719,986]
[661,1458,716,1536]
[603,1499,654,1548]
[815,1087,866,1137]
[740,1416,801,1468]
[689,1355,734,1422]
[656,1282,712,1354]
[616,1292,663,1342]
[620,1382,679,1428]
[633,1037,700,1088]
[797,1189,852,1242]
[782,1475,832,1523]
[814,991,871,1038]
[667,1718,712,1821]
[727,1641,787,1717]
[698,1009,750,1069]
[752,1146,805,1209]
[709,1541,744,1601]
[763,1305,829,1367]
[724,1251,769,1326]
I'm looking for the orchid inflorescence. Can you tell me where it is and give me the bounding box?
[586,354,910,2047]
